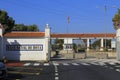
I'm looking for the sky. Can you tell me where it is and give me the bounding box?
[0,0,120,33]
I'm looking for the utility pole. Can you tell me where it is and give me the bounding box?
[104,5,107,51]
[67,16,70,54]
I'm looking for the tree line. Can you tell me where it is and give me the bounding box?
[0,10,39,33]
[12,24,39,31]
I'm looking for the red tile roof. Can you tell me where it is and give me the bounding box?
[4,32,45,37]
[3,32,116,38]
[51,33,116,38]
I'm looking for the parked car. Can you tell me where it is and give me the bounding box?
[0,62,7,79]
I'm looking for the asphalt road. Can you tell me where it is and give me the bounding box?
[6,59,120,80]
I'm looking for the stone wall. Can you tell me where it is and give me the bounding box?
[86,51,116,59]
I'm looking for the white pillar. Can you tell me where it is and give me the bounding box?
[87,38,90,51]
[116,29,120,60]
[45,24,51,61]
[100,38,104,51]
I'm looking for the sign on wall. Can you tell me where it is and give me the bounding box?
[6,44,43,51]
[111,40,116,48]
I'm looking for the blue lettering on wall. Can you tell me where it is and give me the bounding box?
[6,44,43,51]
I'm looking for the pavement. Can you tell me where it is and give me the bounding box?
[5,62,24,67]
[4,59,120,80]
[5,59,120,67]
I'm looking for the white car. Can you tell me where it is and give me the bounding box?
[0,62,7,79]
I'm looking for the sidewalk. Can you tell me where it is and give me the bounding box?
[78,58,120,63]
[5,60,47,67]
[5,58,120,67]
[5,61,25,67]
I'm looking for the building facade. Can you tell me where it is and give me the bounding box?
[0,23,117,61]
[0,24,51,61]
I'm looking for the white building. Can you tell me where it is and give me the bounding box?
[0,24,51,61]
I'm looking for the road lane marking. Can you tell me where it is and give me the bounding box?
[109,62,116,65]
[53,63,59,66]
[90,62,99,65]
[53,61,59,80]
[55,70,58,72]
[81,63,90,66]
[44,63,50,66]
[72,63,79,66]
[62,63,69,66]
[24,63,31,66]
[55,77,59,80]
[116,69,120,72]
[34,63,40,66]
[98,62,106,66]
[55,65,58,71]
[55,73,59,76]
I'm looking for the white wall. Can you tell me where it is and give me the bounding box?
[3,37,47,61]
[116,29,120,60]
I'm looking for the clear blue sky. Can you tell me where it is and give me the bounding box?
[0,0,119,33]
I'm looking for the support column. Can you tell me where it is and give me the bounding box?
[87,38,90,51]
[113,21,120,60]
[100,38,104,51]
[45,24,51,61]
[116,29,120,60]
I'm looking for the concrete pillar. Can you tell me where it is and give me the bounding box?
[100,38,104,51]
[116,29,120,60]
[87,38,90,51]
[45,24,51,61]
